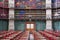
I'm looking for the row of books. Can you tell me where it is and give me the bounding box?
[0,2,3,7]
[15,10,45,14]
[52,0,60,8]
[4,0,8,8]
[52,0,60,3]
[0,8,8,19]
[0,0,60,8]
[0,0,8,8]
[15,0,45,9]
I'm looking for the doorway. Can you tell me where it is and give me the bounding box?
[26,22,35,31]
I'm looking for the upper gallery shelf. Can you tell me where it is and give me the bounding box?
[0,0,60,9]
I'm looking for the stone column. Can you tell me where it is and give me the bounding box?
[46,0,52,30]
[8,0,14,30]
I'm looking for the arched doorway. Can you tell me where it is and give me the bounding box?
[26,22,35,31]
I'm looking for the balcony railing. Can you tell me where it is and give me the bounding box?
[15,15,46,20]
[53,16,60,19]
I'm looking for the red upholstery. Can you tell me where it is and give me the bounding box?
[44,30,60,37]
[32,31,46,40]
[39,31,59,40]
[18,31,29,40]
[0,31,60,40]
[0,31,22,40]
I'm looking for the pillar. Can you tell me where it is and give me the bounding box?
[8,0,14,30]
[46,0,52,30]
